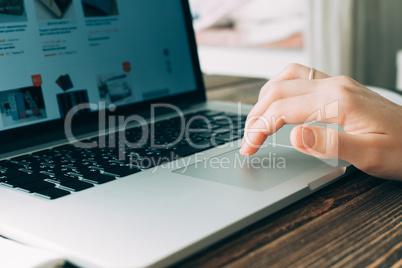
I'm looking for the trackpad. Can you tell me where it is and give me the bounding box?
[173,145,340,191]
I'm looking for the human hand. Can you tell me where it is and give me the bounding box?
[240,63,402,180]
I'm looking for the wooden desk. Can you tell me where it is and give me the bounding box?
[174,75,402,267]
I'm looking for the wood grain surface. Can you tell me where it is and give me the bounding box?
[205,75,267,105]
[173,75,402,268]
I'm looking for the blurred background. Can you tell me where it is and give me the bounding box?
[190,0,402,90]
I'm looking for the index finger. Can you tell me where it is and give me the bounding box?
[241,90,341,155]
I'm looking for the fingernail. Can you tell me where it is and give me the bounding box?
[302,128,315,148]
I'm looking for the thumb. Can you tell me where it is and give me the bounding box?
[290,125,363,161]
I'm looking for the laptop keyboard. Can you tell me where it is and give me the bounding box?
[0,110,246,200]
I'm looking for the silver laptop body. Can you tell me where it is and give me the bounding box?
[0,1,350,267]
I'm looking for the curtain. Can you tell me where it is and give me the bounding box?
[308,0,402,89]
[351,0,402,89]
[398,50,402,90]
[307,0,354,77]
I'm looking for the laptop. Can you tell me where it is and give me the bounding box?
[0,0,351,267]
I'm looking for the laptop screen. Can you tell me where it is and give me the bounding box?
[0,0,199,133]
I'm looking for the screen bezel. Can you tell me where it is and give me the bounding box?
[0,0,206,154]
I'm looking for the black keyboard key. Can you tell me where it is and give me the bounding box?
[32,151,56,160]
[214,120,231,126]
[59,180,94,192]
[52,144,75,153]
[1,173,48,188]
[214,129,231,135]
[82,173,116,184]
[10,155,40,164]
[17,181,54,193]
[40,171,56,177]
[71,166,103,177]
[202,111,224,117]
[104,166,141,177]
[0,176,8,183]
[42,166,74,176]
[62,165,79,171]
[66,172,84,178]
[214,133,240,142]
[45,174,76,184]
[130,150,179,168]
[0,160,24,170]
[231,123,244,130]
[0,169,27,179]
[34,187,70,200]
[173,146,201,158]
[174,140,215,157]
[95,160,121,170]
[197,132,213,139]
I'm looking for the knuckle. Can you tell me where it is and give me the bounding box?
[246,113,259,125]
[331,81,352,98]
[287,63,303,72]
[288,62,303,70]
[336,85,350,97]
[332,76,358,94]
[265,82,282,100]
[259,81,283,102]
[258,81,270,97]
[336,75,355,85]
[268,99,286,116]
